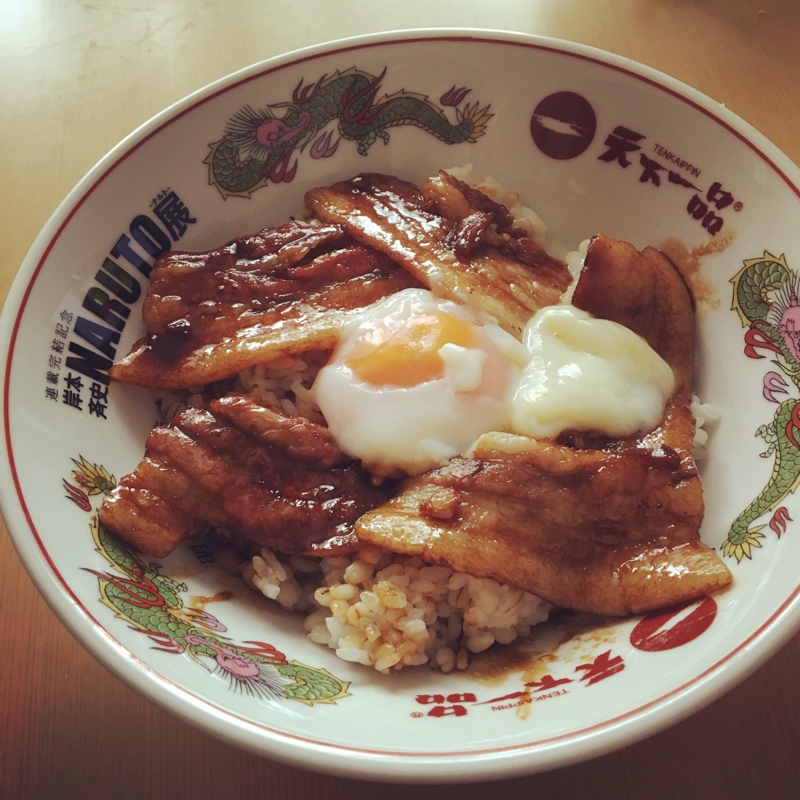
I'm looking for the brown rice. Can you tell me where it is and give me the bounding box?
[234,543,551,674]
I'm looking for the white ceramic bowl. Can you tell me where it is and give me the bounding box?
[3,29,800,782]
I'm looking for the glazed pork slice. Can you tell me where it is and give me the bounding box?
[305,173,572,339]
[572,233,695,400]
[98,395,394,559]
[354,234,733,616]
[110,219,420,390]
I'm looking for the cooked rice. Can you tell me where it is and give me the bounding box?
[565,238,591,284]
[691,395,720,449]
[156,352,328,425]
[236,544,551,674]
[235,353,327,424]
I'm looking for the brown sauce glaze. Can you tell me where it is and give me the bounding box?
[110,219,420,390]
[99,396,397,559]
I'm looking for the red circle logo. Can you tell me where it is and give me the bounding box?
[530,91,597,160]
[630,596,718,652]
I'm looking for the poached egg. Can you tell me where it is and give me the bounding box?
[312,289,675,475]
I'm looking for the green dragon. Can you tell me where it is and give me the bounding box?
[727,252,800,561]
[204,67,492,198]
[69,457,350,706]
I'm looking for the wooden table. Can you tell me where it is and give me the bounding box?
[2,1,799,797]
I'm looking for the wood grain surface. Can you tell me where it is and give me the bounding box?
[2,1,799,798]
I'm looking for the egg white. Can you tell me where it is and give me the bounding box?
[312,289,528,476]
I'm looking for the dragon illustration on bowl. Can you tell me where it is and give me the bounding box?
[65,457,350,706]
[204,66,492,198]
[727,251,800,561]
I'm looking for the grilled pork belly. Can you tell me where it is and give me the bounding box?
[573,233,695,399]
[354,235,732,616]
[98,396,393,558]
[102,167,728,618]
[305,173,572,338]
[109,220,420,390]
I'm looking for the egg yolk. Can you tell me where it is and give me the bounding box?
[344,311,477,388]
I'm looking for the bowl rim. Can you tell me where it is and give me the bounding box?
[2,27,800,783]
